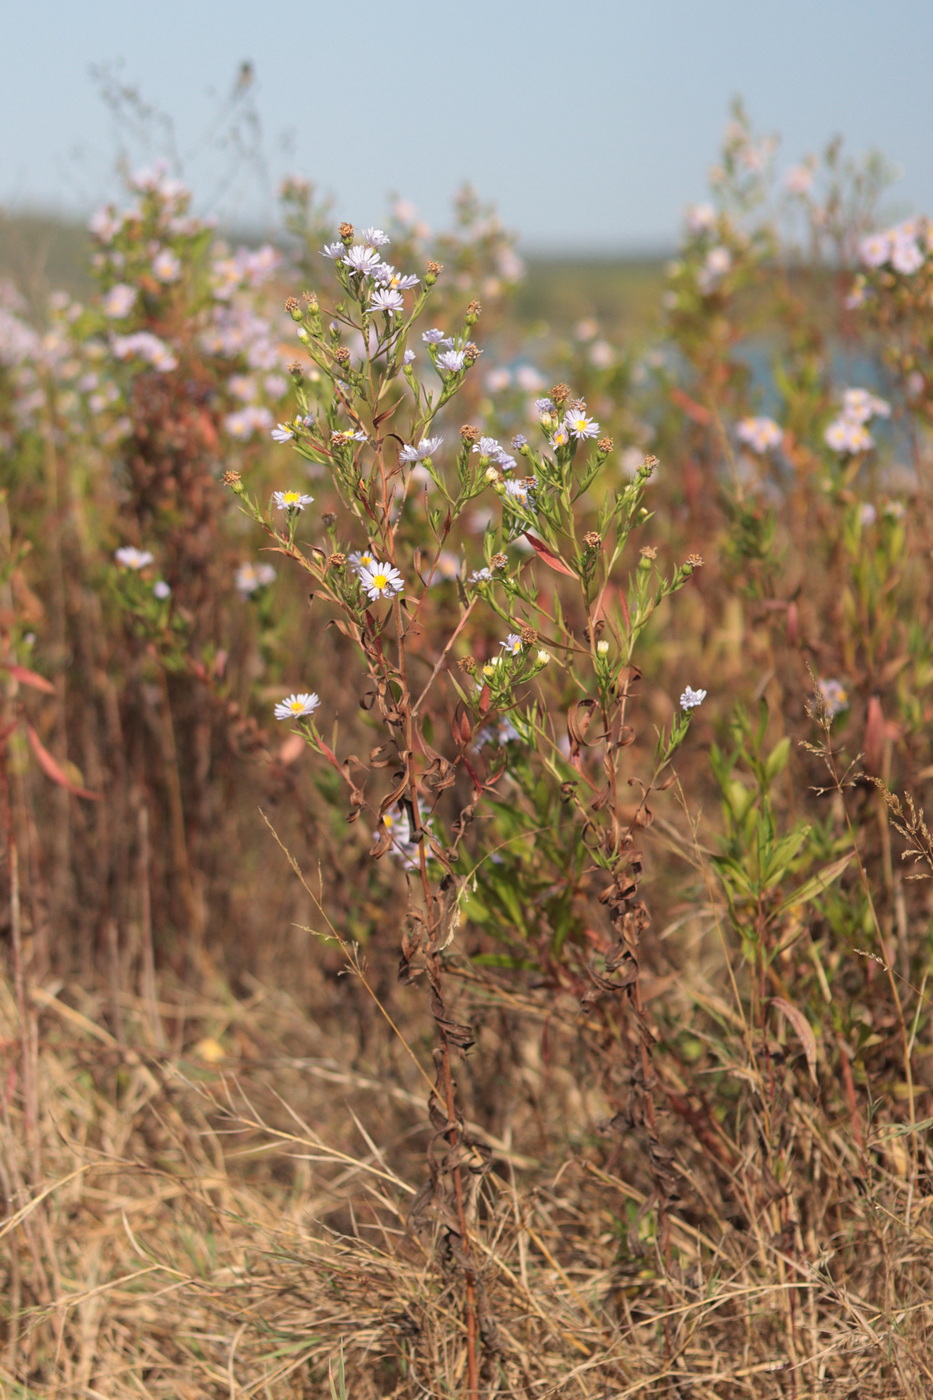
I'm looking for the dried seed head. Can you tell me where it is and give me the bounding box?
[597,436,614,453]
[686,552,704,568]
[338,221,354,241]
[490,552,507,569]
[467,300,481,315]
[287,360,304,378]
[463,342,481,365]
[551,382,571,405]
[222,469,242,487]
[640,545,658,560]
[330,431,351,448]
[567,398,586,413]
[329,552,346,568]
[520,625,538,645]
[427,261,442,276]
[458,655,477,674]
[334,346,351,365]
[583,531,602,550]
[321,512,337,528]
[302,290,318,309]
[284,296,301,319]
[460,424,480,442]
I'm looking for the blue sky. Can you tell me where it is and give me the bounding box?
[3,0,932,252]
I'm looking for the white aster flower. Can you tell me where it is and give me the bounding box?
[343,245,382,276]
[859,232,891,269]
[842,388,890,423]
[422,328,446,344]
[500,633,523,656]
[321,241,345,259]
[399,436,443,462]
[103,284,137,318]
[153,580,172,599]
[372,263,419,290]
[824,418,873,454]
[274,692,320,721]
[152,248,182,283]
[563,408,600,440]
[370,287,404,315]
[680,686,707,710]
[115,546,154,569]
[437,349,466,373]
[402,349,415,365]
[349,549,376,575]
[736,417,782,453]
[359,227,390,248]
[503,478,536,508]
[358,561,404,600]
[271,423,295,443]
[891,238,924,275]
[273,490,315,512]
[236,561,276,596]
[817,678,848,718]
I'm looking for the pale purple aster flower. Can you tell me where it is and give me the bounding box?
[549,426,570,448]
[469,567,492,583]
[503,478,536,508]
[534,397,554,416]
[359,561,404,600]
[359,227,390,248]
[273,490,315,512]
[891,238,924,275]
[274,692,320,721]
[115,547,155,570]
[153,580,172,600]
[370,287,404,315]
[103,284,137,318]
[343,245,382,276]
[736,417,782,453]
[437,349,466,373]
[348,549,376,575]
[817,678,848,718]
[563,408,600,440]
[686,203,716,234]
[859,232,891,269]
[824,418,873,454]
[236,561,277,597]
[680,686,707,710]
[89,206,121,242]
[473,436,505,458]
[152,248,182,283]
[402,349,415,365]
[842,388,890,423]
[859,503,877,527]
[422,328,445,344]
[372,263,420,291]
[321,241,345,259]
[399,435,443,462]
[511,434,527,449]
[500,633,523,656]
[271,423,295,443]
[496,452,517,471]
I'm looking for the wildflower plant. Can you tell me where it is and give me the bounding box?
[226,221,704,1380]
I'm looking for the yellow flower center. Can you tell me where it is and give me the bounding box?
[289,700,305,713]
[283,492,300,504]
[372,573,388,589]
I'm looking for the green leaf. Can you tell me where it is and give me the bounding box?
[774,852,854,917]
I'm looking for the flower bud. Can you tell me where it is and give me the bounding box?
[284,297,302,321]
[597,639,610,656]
[536,650,551,666]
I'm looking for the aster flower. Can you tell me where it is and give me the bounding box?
[511,434,527,449]
[370,287,404,315]
[500,633,523,656]
[321,241,345,259]
[273,490,315,512]
[680,686,707,710]
[153,580,172,600]
[372,263,420,291]
[437,349,466,373]
[736,417,782,453]
[473,436,505,459]
[549,427,570,448]
[563,408,600,440]
[469,567,492,583]
[115,546,154,569]
[824,419,874,454]
[422,328,446,344]
[503,478,536,509]
[152,248,182,283]
[103,284,137,318]
[342,245,382,276]
[817,678,848,719]
[358,227,390,248]
[399,436,443,462]
[842,388,890,423]
[402,349,415,365]
[475,718,521,748]
[236,561,276,597]
[349,549,376,575]
[534,397,554,417]
[859,232,891,269]
[274,692,320,721]
[271,423,295,443]
[891,238,924,275]
[358,561,405,600]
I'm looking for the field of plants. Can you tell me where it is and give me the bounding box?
[1,108,933,1398]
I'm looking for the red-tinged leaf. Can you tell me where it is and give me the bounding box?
[670,386,712,426]
[478,684,491,718]
[523,532,577,577]
[2,664,55,694]
[278,733,306,766]
[25,725,100,800]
